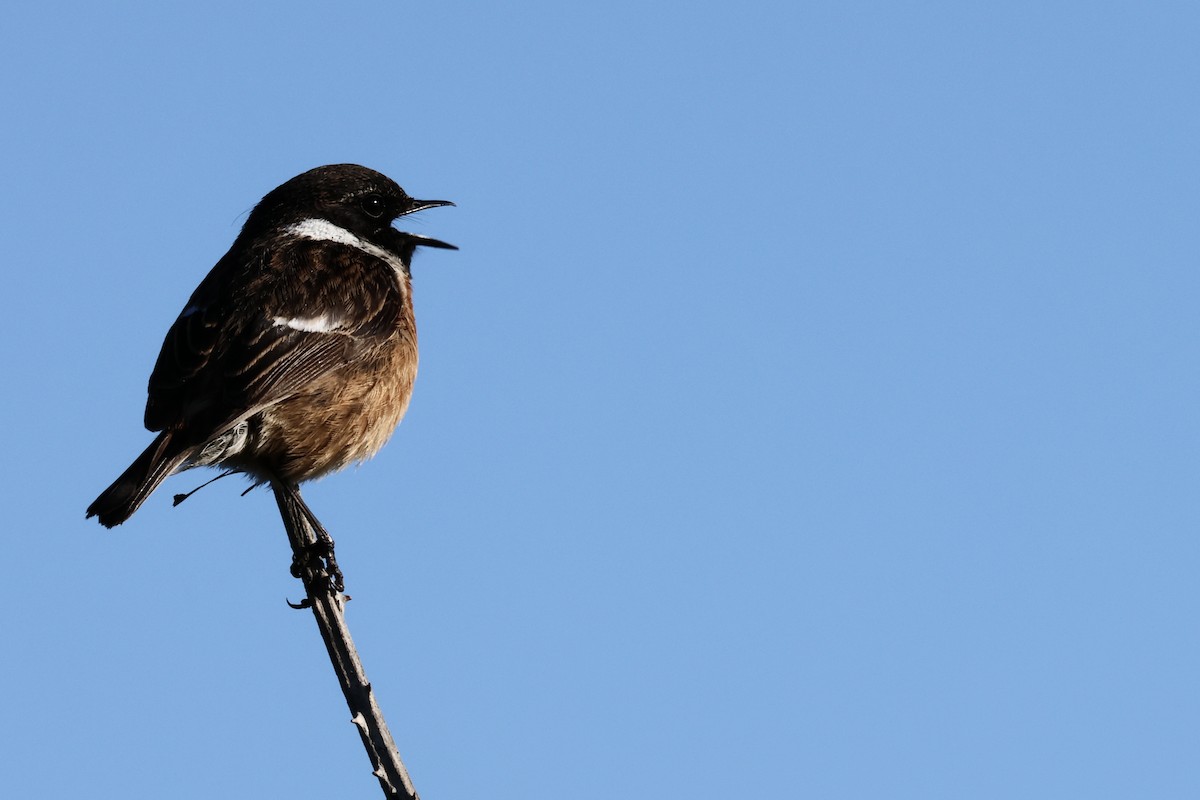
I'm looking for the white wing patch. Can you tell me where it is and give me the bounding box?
[285,218,408,277]
[272,313,342,333]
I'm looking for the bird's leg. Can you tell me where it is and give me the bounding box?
[277,483,345,594]
[297,500,344,593]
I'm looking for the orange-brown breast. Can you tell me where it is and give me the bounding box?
[248,284,419,483]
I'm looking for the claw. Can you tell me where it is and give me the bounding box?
[289,541,345,593]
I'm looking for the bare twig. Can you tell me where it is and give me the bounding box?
[271,481,420,800]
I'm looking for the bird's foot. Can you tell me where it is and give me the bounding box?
[290,539,345,594]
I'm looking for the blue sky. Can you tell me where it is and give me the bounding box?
[3,2,1197,798]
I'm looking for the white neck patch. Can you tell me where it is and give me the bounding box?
[285,218,409,278]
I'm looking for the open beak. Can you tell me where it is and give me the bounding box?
[402,198,455,215]
[397,198,457,250]
[402,232,457,250]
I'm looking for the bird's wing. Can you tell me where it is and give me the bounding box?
[143,237,407,436]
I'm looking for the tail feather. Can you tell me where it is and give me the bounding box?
[87,432,191,528]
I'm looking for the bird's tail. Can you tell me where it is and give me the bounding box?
[87,432,191,528]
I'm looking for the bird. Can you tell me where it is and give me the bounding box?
[87,164,456,533]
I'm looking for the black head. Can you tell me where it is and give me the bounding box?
[243,164,456,251]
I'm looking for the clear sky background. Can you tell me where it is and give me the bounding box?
[3,2,1197,798]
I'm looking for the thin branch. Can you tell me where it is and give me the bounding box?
[271,481,420,800]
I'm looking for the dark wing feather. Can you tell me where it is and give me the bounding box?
[144,237,406,439]
[143,249,238,432]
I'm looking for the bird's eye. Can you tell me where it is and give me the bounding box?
[361,194,387,218]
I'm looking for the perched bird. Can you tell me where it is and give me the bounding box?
[87,164,455,529]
